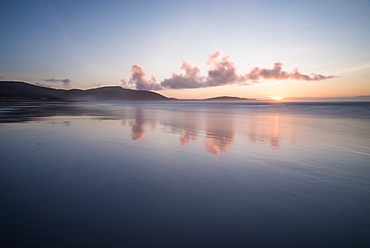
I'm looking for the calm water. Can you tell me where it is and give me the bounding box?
[1,101,370,247]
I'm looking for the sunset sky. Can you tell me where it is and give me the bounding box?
[1,0,369,99]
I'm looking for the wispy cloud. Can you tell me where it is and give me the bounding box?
[246,62,335,81]
[122,51,336,90]
[43,78,72,88]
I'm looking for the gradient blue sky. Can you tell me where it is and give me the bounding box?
[1,0,369,99]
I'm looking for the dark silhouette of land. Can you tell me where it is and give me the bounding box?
[0,81,169,101]
[202,96,256,101]
[0,81,257,102]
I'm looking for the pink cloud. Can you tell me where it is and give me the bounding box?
[206,51,242,86]
[122,51,335,90]
[161,61,205,89]
[123,65,164,91]
[246,62,335,81]
[160,51,243,89]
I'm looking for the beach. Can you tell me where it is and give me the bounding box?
[1,101,369,247]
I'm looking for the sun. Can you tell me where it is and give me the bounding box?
[270,96,284,101]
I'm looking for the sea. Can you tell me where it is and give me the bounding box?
[1,101,369,247]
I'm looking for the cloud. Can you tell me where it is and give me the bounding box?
[206,51,243,86]
[123,65,164,91]
[159,51,243,89]
[245,62,335,81]
[161,61,205,89]
[44,78,72,87]
[122,51,335,90]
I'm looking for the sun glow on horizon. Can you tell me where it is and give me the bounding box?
[270,96,284,101]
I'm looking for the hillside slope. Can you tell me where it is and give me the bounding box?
[0,81,169,101]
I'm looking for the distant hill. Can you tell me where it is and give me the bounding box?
[202,96,257,101]
[0,81,170,101]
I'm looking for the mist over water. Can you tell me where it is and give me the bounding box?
[1,102,369,247]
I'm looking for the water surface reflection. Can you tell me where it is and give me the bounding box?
[1,101,370,247]
[121,104,286,154]
[3,101,366,155]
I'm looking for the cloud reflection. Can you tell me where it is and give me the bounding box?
[129,106,156,140]
[131,107,146,140]
[179,114,198,146]
[1,102,288,154]
[204,111,234,155]
[124,104,284,155]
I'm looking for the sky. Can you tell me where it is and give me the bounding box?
[1,0,369,99]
